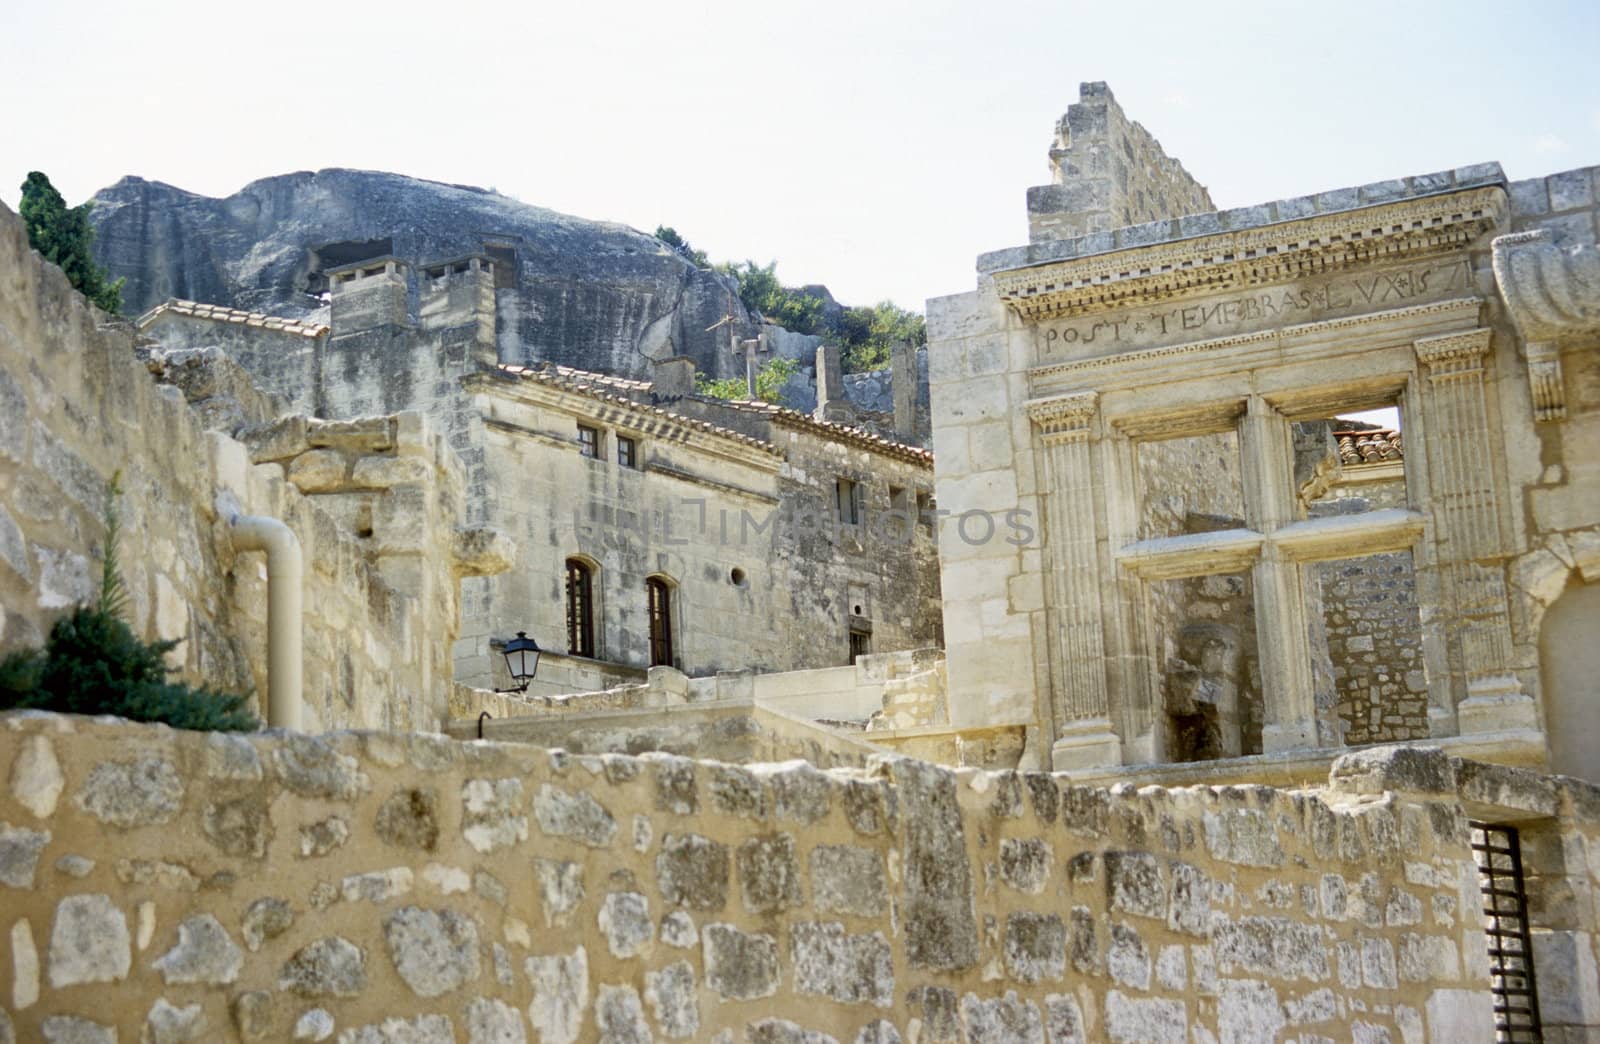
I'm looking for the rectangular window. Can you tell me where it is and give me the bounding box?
[565,558,595,658]
[577,425,600,459]
[617,436,637,469]
[647,578,674,668]
[916,491,935,532]
[848,628,872,665]
[836,478,862,526]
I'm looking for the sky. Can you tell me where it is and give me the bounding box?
[3,0,1597,310]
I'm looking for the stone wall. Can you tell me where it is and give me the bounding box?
[1027,82,1215,244]
[0,200,498,733]
[10,713,1596,1042]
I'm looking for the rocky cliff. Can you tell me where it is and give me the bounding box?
[88,169,760,379]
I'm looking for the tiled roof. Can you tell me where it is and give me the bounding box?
[709,398,934,468]
[137,298,328,338]
[1334,428,1403,465]
[492,363,781,456]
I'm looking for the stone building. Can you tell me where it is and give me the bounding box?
[928,82,1600,785]
[134,255,942,702]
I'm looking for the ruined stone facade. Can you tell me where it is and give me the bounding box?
[930,84,1600,789]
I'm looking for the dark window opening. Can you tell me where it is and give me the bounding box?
[578,425,600,459]
[617,436,637,469]
[482,243,518,289]
[836,478,862,525]
[303,237,394,298]
[1471,822,1543,1043]
[647,577,674,668]
[848,628,872,665]
[565,559,595,658]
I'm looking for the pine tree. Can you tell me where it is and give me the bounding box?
[19,172,124,314]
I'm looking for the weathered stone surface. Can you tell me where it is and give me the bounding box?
[534,783,617,848]
[92,169,758,381]
[526,947,589,1044]
[383,906,480,997]
[767,762,833,823]
[205,732,263,781]
[466,997,526,1044]
[343,867,414,903]
[709,765,767,821]
[272,735,368,800]
[1169,862,1212,935]
[115,858,198,892]
[791,921,893,1007]
[1329,745,1455,798]
[153,913,243,984]
[1202,808,1284,868]
[279,936,367,997]
[0,822,49,887]
[1218,979,1286,1042]
[337,1014,455,1044]
[596,984,652,1043]
[1105,851,1166,919]
[534,858,585,924]
[54,854,94,878]
[599,892,654,958]
[853,1022,902,1044]
[655,833,729,910]
[144,998,208,1043]
[75,757,183,827]
[1104,991,1186,1043]
[1043,994,1085,1044]
[738,833,804,914]
[748,1019,838,1044]
[294,1008,336,1042]
[40,1016,116,1044]
[659,911,697,949]
[241,897,293,951]
[11,917,38,1009]
[702,923,779,1000]
[299,816,350,858]
[906,986,962,1043]
[48,893,130,986]
[961,990,1044,1044]
[463,778,529,853]
[893,759,978,970]
[1107,922,1150,989]
[1003,912,1066,984]
[377,788,439,850]
[650,756,698,815]
[232,990,275,1040]
[1213,917,1329,982]
[810,844,887,917]
[204,795,273,858]
[998,838,1051,894]
[644,960,698,1039]
[475,869,507,907]
[10,734,64,818]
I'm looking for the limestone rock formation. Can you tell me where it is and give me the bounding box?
[88,169,759,379]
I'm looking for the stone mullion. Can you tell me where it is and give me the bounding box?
[1414,329,1524,712]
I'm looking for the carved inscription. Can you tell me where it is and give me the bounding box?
[1036,258,1473,360]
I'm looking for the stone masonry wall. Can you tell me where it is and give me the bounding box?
[0,200,495,733]
[0,712,1551,1043]
[1027,82,1215,245]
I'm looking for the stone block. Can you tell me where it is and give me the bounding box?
[1004,913,1066,984]
[287,448,350,493]
[47,894,130,987]
[656,833,729,909]
[383,906,479,998]
[791,921,893,1006]
[1424,988,1495,1042]
[1547,168,1595,211]
[738,833,803,914]
[1329,744,1455,799]
[525,947,588,1044]
[703,923,779,1000]
[277,937,365,997]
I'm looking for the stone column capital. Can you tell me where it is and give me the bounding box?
[1413,329,1492,373]
[1025,391,1098,439]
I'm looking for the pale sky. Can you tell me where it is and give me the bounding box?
[3,0,1596,310]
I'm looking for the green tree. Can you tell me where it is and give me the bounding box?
[19,172,124,314]
[696,356,800,404]
[0,475,257,731]
[654,226,709,268]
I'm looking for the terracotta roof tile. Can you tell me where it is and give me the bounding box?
[137,298,328,339]
[707,398,933,468]
[1334,428,1403,465]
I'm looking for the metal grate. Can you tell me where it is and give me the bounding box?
[1470,822,1543,1043]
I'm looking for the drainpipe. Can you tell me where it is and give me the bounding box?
[229,515,303,731]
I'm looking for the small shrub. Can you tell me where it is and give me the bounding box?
[0,476,257,731]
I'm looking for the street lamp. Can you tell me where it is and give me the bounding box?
[495,631,542,693]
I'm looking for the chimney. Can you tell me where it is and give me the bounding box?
[419,255,497,363]
[328,257,410,338]
[814,344,855,424]
[891,340,917,438]
[653,356,697,399]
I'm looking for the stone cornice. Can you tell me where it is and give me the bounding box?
[1490,227,1599,421]
[992,187,1506,322]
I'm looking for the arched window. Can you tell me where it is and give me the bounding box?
[565,558,595,658]
[646,576,674,668]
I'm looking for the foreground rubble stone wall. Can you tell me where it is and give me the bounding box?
[0,200,494,731]
[8,714,1589,1042]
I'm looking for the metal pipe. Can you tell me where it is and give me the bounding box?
[229,515,303,730]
